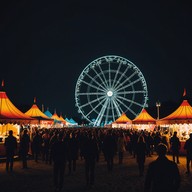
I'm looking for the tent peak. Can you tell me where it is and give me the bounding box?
[0,80,5,92]
[41,104,44,112]
[183,88,186,97]
[182,88,189,101]
[1,80,4,87]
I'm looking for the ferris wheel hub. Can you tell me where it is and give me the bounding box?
[107,90,113,97]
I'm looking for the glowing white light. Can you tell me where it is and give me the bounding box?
[107,91,113,97]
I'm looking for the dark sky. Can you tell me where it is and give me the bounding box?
[0,1,192,119]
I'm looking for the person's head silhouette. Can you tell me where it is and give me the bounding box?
[156,143,167,157]
[9,130,13,136]
[173,131,177,136]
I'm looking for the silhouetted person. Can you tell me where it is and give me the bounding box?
[49,131,58,165]
[161,135,169,149]
[41,130,50,163]
[136,135,147,176]
[103,131,117,172]
[19,129,30,168]
[131,131,139,158]
[117,132,126,164]
[52,133,67,192]
[4,130,17,172]
[153,132,162,152]
[31,131,42,162]
[184,133,192,175]
[144,143,180,192]
[82,133,99,188]
[147,132,154,156]
[170,131,181,164]
[66,132,79,175]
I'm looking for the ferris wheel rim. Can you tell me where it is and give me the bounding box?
[75,55,148,126]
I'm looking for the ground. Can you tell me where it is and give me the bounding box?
[0,152,192,192]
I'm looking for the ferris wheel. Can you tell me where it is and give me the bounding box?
[75,55,148,126]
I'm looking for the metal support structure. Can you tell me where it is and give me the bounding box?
[156,101,161,120]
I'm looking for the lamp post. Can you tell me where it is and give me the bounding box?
[156,101,161,120]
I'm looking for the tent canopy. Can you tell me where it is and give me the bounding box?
[44,110,52,118]
[25,99,51,120]
[51,111,61,123]
[114,113,132,124]
[158,99,192,124]
[58,115,67,124]
[0,82,33,122]
[132,109,156,124]
[25,99,54,126]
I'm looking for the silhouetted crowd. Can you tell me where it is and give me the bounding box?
[3,126,192,192]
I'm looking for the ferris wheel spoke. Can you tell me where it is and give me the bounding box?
[79,95,106,109]
[94,98,109,126]
[77,92,105,96]
[116,77,143,92]
[113,64,131,89]
[112,63,122,88]
[108,62,112,88]
[116,97,137,117]
[85,97,107,118]
[110,99,116,122]
[92,68,108,88]
[116,90,146,95]
[104,99,111,124]
[114,70,137,90]
[111,99,123,117]
[98,64,109,88]
[117,95,144,108]
[80,80,105,92]
[84,72,107,91]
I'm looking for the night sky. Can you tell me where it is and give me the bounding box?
[0,1,192,120]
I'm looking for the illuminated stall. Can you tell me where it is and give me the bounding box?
[157,99,192,141]
[0,81,34,157]
[132,109,156,131]
[58,114,67,126]
[25,98,54,128]
[111,112,132,129]
[65,117,78,126]
[51,110,63,127]
[157,97,192,154]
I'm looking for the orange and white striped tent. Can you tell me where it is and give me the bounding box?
[132,109,156,130]
[156,90,192,141]
[51,110,61,122]
[132,109,156,124]
[58,114,67,125]
[25,98,53,126]
[157,99,192,125]
[112,112,132,128]
[0,81,33,123]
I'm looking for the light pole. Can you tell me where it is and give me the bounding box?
[156,101,161,120]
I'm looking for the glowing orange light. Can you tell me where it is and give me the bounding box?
[183,88,186,97]
[1,80,4,87]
